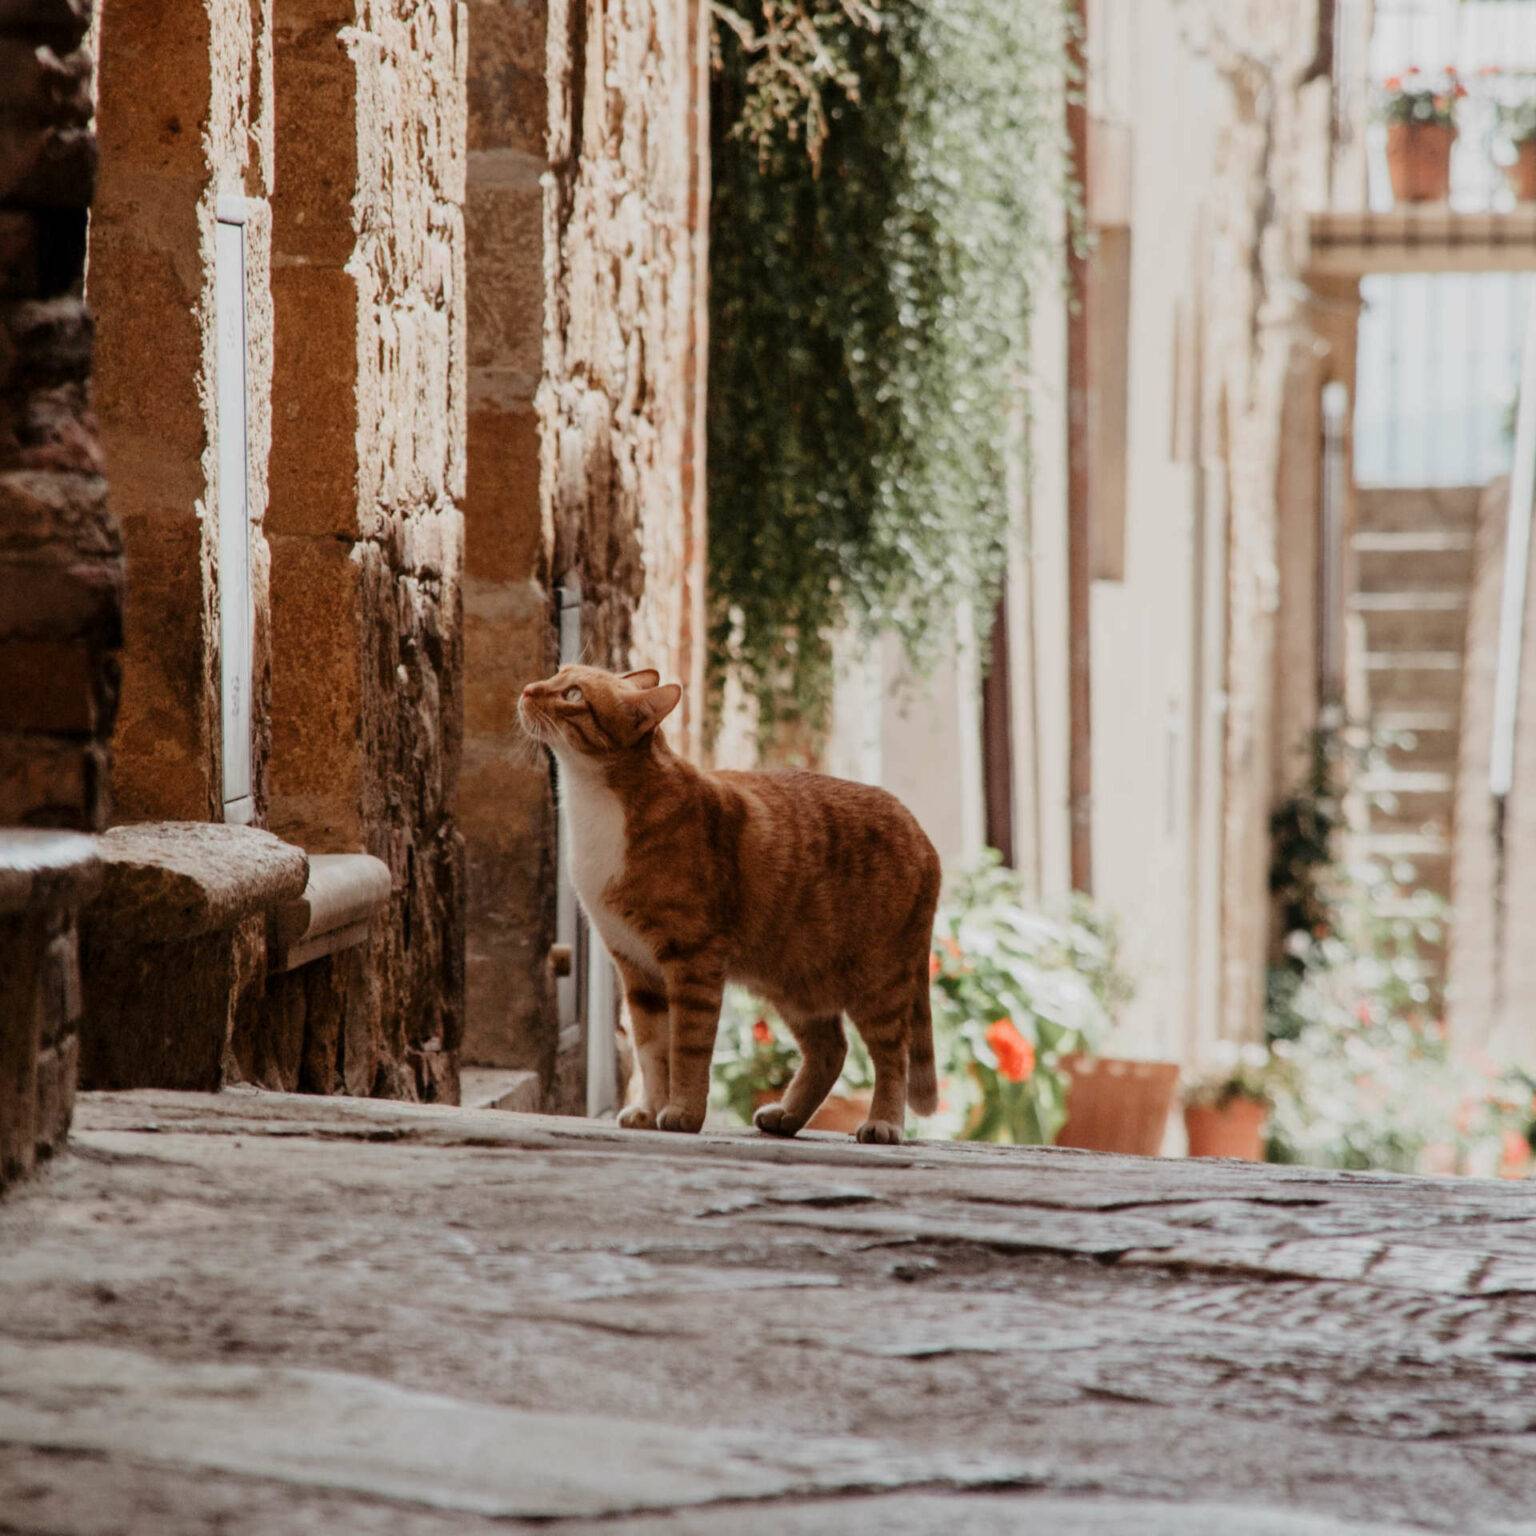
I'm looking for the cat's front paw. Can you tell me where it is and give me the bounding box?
[656,1105,704,1134]
[753,1102,803,1138]
[855,1119,903,1145]
[618,1105,656,1130]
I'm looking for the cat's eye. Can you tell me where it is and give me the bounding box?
[562,686,583,703]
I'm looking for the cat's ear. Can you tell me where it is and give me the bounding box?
[623,668,661,690]
[632,682,682,732]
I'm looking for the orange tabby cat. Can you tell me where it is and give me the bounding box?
[519,664,941,1142]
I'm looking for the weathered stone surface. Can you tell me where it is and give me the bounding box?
[0,825,97,911]
[459,1064,541,1112]
[269,851,392,957]
[0,831,93,1189]
[4,1091,1536,1531]
[89,822,308,942]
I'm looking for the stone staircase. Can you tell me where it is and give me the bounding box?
[1347,487,1482,965]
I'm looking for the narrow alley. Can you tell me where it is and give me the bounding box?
[5,1090,1536,1534]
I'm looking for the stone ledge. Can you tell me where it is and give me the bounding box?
[0,828,98,914]
[91,822,308,942]
[459,1066,541,1113]
[268,852,391,974]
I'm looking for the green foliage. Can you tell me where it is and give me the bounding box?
[708,0,1075,726]
[931,857,1127,1145]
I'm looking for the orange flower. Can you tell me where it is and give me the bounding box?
[942,936,963,961]
[1433,94,1449,113]
[752,1019,774,1046]
[929,951,942,981]
[986,1018,1036,1084]
[1385,75,1403,91]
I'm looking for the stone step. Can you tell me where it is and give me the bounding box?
[1354,540,1475,593]
[459,1068,542,1114]
[1358,606,1469,651]
[1362,652,1465,707]
[1349,832,1452,894]
[1373,709,1460,769]
[1354,485,1484,532]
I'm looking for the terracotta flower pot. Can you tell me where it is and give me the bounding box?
[1056,1056,1179,1157]
[1184,1097,1268,1161]
[1386,121,1455,204]
[1507,140,1536,204]
[752,1088,872,1133]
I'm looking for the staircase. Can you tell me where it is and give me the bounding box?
[1347,487,1482,965]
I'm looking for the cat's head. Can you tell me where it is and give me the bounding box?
[518,665,682,760]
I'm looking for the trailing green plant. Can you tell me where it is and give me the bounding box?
[708,0,1077,728]
[710,1,879,170]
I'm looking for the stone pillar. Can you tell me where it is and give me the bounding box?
[89,0,274,824]
[267,0,468,1102]
[459,0,709,1108]
[0,0,119,1189]
[460,0,559,1089]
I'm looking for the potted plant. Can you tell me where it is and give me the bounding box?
[1379,67,1466,204]
[1495,95,1536,203]
[929,861,1128,1145]
[1182,1042,1277,1161]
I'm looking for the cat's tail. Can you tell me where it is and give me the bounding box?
[906,987,939,1116]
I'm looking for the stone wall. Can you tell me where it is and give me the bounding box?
[91,0,273,824]
[0,0,118,1188]
[84,0,469,1103]
[265,0,468,1103]
[460,0,708,1106]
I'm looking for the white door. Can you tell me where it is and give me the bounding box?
[214,199,254,824]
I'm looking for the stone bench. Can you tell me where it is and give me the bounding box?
[0,829,100,1189]
[79,823,308,1092]
[230,852,395,1096]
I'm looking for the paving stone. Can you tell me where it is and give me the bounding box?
[3,1090,1536,1532]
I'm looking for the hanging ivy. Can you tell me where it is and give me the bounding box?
[708,0,1077,728]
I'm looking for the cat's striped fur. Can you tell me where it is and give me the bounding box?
[519,664,941,1142]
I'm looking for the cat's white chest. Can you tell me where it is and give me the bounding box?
[558,762,656,971]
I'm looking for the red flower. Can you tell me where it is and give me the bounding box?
[929,951,942,981]
[986,1018,1036,1084]
[1385,75,1403,91]
[752,1019,774,1046]
[1406,65,1421,76]
[1355,1001,1372,1026]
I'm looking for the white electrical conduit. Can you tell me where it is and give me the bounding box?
[1489,280,1536,804]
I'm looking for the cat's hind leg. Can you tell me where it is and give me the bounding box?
[753,1014,846,1138]
[847,1002,909,1145]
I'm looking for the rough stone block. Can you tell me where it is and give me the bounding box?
[0,829,96,1189]
[90,823,308,942]
[79,824,309,1092]
[32,1030,75,1155]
